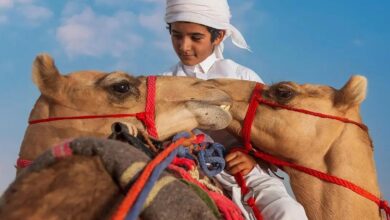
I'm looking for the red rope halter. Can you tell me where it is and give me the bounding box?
[237,82,389,219]
[28,75,158,138]
[17,76,158,169]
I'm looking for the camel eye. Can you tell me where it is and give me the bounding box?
[274,85,294,101]
[112,81,130,94]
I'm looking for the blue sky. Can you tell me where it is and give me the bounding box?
[0,0,389,201]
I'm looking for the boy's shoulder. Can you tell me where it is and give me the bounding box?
[215,58,263,82]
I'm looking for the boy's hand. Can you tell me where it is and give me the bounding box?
[225,151,256,176]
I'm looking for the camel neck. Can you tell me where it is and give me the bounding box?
[286,125,381,220]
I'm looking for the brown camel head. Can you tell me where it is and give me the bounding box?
[209,76,385,220]
[209,76,368,163]
[19,54,232,162]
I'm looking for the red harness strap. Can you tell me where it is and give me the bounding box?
[242,83,263,149]
[234,172,263,220]
[135,75,158,138]
[28,75,158,138]
[18,76,159,168]
[236,82,389,219]
[233,84,264,220]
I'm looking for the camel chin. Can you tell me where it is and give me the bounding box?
[185,101,232,130]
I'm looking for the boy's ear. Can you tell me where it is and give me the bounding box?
[213,30,226,45]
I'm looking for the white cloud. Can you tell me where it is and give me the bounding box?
[0,0,13,9]
[95,0,163,6]
[62,1,87,16]
[18,4,53,23]
[0,0,35,9]
[138,11,165,33]
[15,0,34,4]
[136,0,164,4]
[0,0,52,26]
[56,7,144,57]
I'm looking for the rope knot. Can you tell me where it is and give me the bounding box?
[246,197,256,208]
[380,200,389,208]
[380,200,390,217]
[135,112,145,120]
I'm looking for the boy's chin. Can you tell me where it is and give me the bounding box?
[180,56,209,66]
[180,58,197,66]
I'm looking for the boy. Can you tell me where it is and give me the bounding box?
[162,0,307,219]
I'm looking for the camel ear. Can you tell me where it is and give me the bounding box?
[335,75,367,108]
[32,53,63,95]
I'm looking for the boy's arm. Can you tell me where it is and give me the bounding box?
[225,151,308,220]
[243,165,308,220]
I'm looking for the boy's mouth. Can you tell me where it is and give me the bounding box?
[180,54,195,61]
[180,53,195,57]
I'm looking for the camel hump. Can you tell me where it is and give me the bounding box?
[32,53,62,95]
[335,75,367,108]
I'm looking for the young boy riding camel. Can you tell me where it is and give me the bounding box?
[161,0,307,219]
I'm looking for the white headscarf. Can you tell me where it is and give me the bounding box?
[165,0,250,58]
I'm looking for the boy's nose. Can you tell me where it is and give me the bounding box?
[179,37,191,52]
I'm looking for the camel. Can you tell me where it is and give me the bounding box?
[0,54,233,220]
[2,53,386,219]
[18,53,232,163]
[208,76,386,219]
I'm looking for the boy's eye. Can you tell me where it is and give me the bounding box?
[191,35,203,41]
[192,36,202,41]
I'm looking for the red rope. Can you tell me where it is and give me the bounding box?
[238,82,387,218]
[240,83,368,134]
[258,98,368,131]
[28,76,160,138]
[168,164,244,220]
[237,83,264,219]
[241,83,263,149]
[29,113,139,124]
[231,147,390,219]
[142,75,158,139]
[234,173,263,220]
[171,156,196,170]
[380,200,390,219]
[242,83,263,150]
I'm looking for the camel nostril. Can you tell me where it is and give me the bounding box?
[112,122,129,134]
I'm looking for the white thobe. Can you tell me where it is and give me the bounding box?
[217,166,307,220]
[161,52,263,82]
[162,53,307,220]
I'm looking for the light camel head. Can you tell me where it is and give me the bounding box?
[19,54,232,163]
[209,76,368,163]
[209,76,384,220]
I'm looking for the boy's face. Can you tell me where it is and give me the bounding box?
[170,22,223,66]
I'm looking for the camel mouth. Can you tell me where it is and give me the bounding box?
[184,101,232,130]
